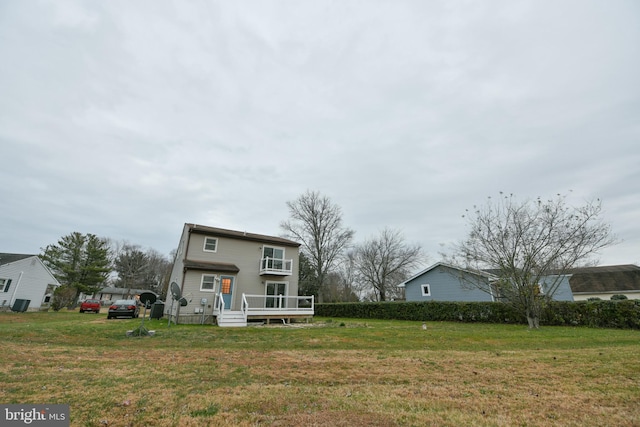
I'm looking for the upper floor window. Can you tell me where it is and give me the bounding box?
[262,246,284,261]
[203,237,218,253]
[0,278,11,293]
[260,246,293,276]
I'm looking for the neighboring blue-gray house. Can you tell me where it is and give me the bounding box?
[400,262,495,302]
[399,262,574,302]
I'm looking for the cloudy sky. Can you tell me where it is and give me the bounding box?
[1,0,639,267]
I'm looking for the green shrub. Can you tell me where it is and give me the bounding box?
[315,300,640,329]
[611,294,628,300]
[316,301,523,324]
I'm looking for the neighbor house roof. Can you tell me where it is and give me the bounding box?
[98,287,148,295]
[567,264,640,294]
[0,253,36,266]
[186,223,301,247]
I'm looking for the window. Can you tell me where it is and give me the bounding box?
[263,246,284,260]
[201,274,217,292]
[0,278,11,293]
[203,237,218,252]
[262,246,285,269]
[266,281,287,308]
[421,284,431,296]
[221,277,232,294]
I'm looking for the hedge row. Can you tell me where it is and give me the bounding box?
[315,300,640,329]
[541,300,640,329]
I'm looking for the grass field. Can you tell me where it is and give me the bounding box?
[1,311,639,426]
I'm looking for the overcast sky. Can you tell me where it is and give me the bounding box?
[1,0,639,268]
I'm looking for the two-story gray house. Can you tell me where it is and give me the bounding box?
[166,223,314,326]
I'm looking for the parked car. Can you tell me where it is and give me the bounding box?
[79,299,101,313]
[107,299,140,319]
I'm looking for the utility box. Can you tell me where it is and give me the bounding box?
[11,299,31,313]
[150,301,164,319]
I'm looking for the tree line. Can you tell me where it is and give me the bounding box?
[282,190,617,329]
[41,189,617,329]
[40,233,172,310]
[281,190,425,303]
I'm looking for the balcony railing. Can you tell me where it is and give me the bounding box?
[259,257,293,275]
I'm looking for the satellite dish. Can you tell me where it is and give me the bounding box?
[179,297,188,307]
[139,292,158,309]
[170,282,181,301]
[131,291,158,336]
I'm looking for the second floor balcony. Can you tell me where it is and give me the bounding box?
[259,257,293,276]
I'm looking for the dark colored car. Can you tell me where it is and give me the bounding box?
[107,299,140,319]
[79,299,101,313]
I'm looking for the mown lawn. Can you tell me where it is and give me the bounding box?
[1,311,639,426]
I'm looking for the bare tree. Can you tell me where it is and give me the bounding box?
[113,243,149,289]
[144,248,173,295]
[337,250,362,302]
[354,228,423,301]
[281,190,354,303]
[112,243,172,293]
[450,193,618,328]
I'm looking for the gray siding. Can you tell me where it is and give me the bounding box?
[405,265,493,302]
[168,224,299,315]
[540,275,575,301]
[403,264,577,303]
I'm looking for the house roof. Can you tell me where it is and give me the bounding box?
[399,262,497,287]
[183,260,241,273]
[567,264,640,294]
[98,287,148,295]
[0,253,36,266]
[186,223,301,247]
[0,253,61,287]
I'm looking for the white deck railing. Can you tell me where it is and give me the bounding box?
[242,294,314,316]
[259,257,293,275]
[241,293,249,323]
[213,292,314,317]
[214,292,225,322]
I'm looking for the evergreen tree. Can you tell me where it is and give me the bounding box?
[297,252,318,297]
[41,232,112,304]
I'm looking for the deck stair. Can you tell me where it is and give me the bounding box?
[217,311,247,327]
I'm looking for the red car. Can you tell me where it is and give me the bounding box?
[79,299,101,313]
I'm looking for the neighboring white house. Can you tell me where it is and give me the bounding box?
[0,253,61,311]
